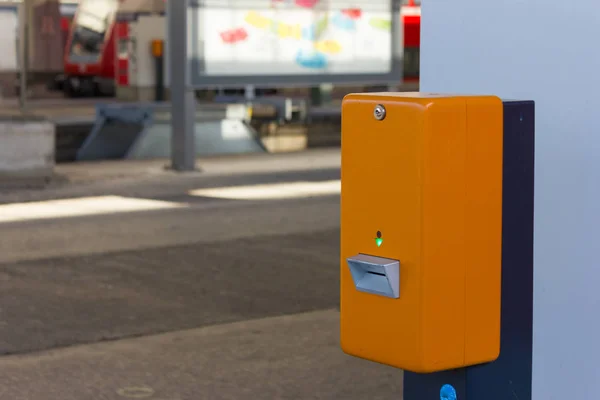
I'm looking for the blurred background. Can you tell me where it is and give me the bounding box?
[0,0,419,398]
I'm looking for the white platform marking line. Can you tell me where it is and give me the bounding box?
[0,195,185,223]
[188,180,341,200]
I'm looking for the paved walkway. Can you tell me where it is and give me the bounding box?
[0,310,402,400]
[0,151,405,399]
[0,148,341,203]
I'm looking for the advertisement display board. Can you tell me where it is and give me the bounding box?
[184,0,402,87]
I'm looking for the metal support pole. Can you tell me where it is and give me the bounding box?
[168,0,196,172]
[154,53,165,102]
[310,86,322,107]
[19,1,29,112]
[244,84,255,101]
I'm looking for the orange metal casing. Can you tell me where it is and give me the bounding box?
[340,92,503,373]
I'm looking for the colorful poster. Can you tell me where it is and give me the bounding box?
[195,0,394,76]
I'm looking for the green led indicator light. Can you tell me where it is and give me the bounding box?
[375,231,383,247]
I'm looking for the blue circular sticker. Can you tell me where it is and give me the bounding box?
[440,384,457,400]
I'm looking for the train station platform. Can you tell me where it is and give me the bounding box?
[0,309,402,400]
[0,145,405,399]
[0,82,418,166]
[0,97,329,165]
[0,147,341,202]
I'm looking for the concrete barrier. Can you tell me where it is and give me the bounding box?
[0,116,55,187]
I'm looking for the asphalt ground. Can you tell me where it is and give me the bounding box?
[0,150,404,400]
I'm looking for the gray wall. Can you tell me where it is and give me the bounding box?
[420,0,600,399]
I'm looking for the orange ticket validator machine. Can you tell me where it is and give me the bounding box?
[340,92,535,400]
[340,93,503,373]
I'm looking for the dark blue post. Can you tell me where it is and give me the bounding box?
[403,100,535,400]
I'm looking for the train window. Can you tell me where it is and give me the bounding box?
[70,26,103,57]
[118,39,128,58]
[68,0,118,60]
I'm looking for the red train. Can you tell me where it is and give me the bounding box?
[59,0,120,97]
[402,0,421,82]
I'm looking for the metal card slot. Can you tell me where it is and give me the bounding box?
[346,254,400,298]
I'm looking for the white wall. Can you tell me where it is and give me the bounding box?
[420,1,600,398]
[0,8,18,71]
[132,15,165,87]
